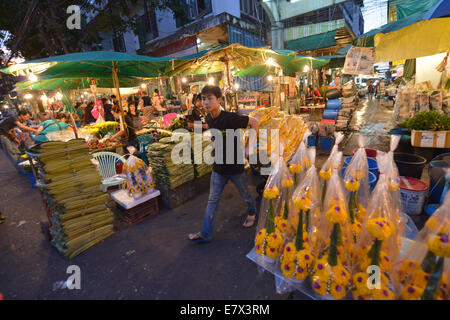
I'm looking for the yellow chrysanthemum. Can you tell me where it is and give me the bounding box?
[281,178,294,189]
[266,232,284,249]
[255,229,267,246]
[330,282,347,300]
[366,218,396,241]
[281,242,297,263]
[289,163,303,175]
[312,278,329,296]
[263,185,279,200]
[379,251,392,272]
[294,264,309,280]
[293,195,312,212]
[353,272,369,290]
[265,246,280,259]
[331,265,350,286]
[351,222,362,237]
[345,178,360,192]
[372,287,395,300]
[281,261,296,278]
[275,216,289,235]
[296,249,314,267]
[409,269,430,289]
[399,260,419,281]
[314,257,330,279]
[320,168,332,180]
[428,234,450,257]
[325,205,347,225]
[401,285,424,300]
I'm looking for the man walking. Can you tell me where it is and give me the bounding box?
[188,85,259,243]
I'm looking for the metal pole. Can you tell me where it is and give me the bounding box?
[112,61,128,140]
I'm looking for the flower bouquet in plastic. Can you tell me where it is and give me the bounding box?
[342,136,370,241]
[311,152,353,300]
[320,132,344,207]
[122,147,156,199]
[395,192,449,300]
[280,147,321,283]
[255,151,293,266]
[287,130,312,189]
[350,154,403,300]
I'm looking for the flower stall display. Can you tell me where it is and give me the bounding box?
[342,136,370,241]
[255,152,292,266]
[395,192,449,300]
[320,132,344,206]
[311,152,353,299]
[280,147,321,282]
[287,131,312,188]
[350,154,404,300]
[122,147,156,199]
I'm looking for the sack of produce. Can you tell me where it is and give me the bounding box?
[327,89,342,99]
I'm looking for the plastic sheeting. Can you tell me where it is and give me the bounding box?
[374,17,450,62]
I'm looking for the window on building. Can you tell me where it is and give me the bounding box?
[112,33,126,52]
[137,10,158,48]
[175,0,212,27]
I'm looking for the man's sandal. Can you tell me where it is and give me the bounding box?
[188,232,211,243]
[242,214,257,228]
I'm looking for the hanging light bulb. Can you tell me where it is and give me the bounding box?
[303,65,310,73]
[267,75,273,81]
[266,58,276,66]
[234,83,240,90]
[40,95,48,101]
[208,77,215,85]
[141,83,146,89]
[182,77,187,83]
[24,94,32,99]
[55,92,63,100]
[28,73,38,82]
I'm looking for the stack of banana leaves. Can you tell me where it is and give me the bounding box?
[190,133,213,178]
[147,135,195,190]
[36,139,114,259]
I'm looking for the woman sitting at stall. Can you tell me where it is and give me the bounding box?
[108,106,139,151]
[128,103,143,131]
[33,112,73,143]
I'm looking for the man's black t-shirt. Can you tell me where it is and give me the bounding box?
[103,104,114,122]
[206,111,249,175]
[0,116,18,135]
[142,95,151,107]
[124,115,137,142]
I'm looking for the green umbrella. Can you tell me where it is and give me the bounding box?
[1,51,170,78]
[16,76,145,90]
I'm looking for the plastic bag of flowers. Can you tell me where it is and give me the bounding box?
[320,132,345,207]
[122,146,156,199]
[350,153,403,300]
[393,192,449,300]
[342,136,370,242]
[287,130,311,189]
[279,147,321,283]
[311,152,353,300]
[255,146,294,267]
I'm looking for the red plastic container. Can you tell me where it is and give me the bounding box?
[353,148,378,158]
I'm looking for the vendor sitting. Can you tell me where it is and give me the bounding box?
[167,96,182,114]
[109,106,140,151]
[33,112,73,143]
[328,75,342,91]
[186,93,209,131]
[306,85,322,104]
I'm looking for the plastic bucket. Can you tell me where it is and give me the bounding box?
[352,148,378,158]
[323,110,338,120]
[428,152,450,203]
[326,99,342,110]
[320,137,334,151]
[307,135,318,147]
[399,176,428,215]
[344,156,379,176]
[394,153,427,179]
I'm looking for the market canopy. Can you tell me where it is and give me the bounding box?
[15,75,146,91]
[353,0,450,62]
[285,30,338,53]
[0,51,171,78]
[165,43,328,77]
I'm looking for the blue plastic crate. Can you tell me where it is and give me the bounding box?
[320,137,334,151]
[307,136,318,147]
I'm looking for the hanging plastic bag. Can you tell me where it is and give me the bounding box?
[394,191,449,300]
[279,147,321,283]
[350,152,403,300]
[342,136,370,240]
[287,130,311,188]
[320,132,344,207]
[430,90,444,114]
[254,146,293,267]
[122,146,156,199]
[418,91,430,113]
[312,152,353,300]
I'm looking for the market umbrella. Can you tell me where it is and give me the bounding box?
[15,75,146,90]
[1,51,171,134]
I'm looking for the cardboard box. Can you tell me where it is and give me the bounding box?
[411,130,450,148]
